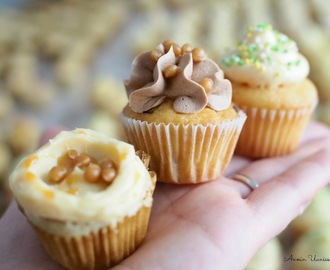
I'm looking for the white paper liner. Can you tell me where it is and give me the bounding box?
[120,109,246,184]
[235,105,315,158]
[30,206,151,270]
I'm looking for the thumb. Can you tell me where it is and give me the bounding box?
[247,148,330,239]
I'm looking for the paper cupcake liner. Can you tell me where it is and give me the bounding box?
[30,206,151,270]
[120,109,246,184]
[235,105,315,158]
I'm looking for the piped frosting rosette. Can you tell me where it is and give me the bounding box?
[125,41,232,113]
[219,24,318,158]
[9,129,156,269]
[122,40,246,184]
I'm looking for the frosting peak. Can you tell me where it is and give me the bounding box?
[125,41,232,113]
[220,23,310,88]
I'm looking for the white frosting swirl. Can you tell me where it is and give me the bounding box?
[220,23,310,87]
[9,129,155,226]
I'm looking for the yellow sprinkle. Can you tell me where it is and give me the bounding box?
[76,130,87,135]
[23,155,38,169]
[43,189,55,199]
[25,171,37,182]
[274,72,281,78]
[120,151,128,160]
[238,44,247,52]
[67,188,79,195]
[254,62,264,72]
[245,59,252,65]
[35,183,56,199]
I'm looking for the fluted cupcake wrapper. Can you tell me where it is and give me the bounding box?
[29,206,151,270]
[235,105,315,158]
[120,109,246,184]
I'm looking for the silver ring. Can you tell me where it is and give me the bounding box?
[232,173,259,190]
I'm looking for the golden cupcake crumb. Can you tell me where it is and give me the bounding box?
[124,99,239,125]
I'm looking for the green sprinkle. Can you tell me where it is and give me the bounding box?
[222,58,233,67]
[278,34,290,44]
[266,56,272,62]
[238,59,244,66]
[271,45,279,52]
[255,23,271,31]
[296,59,302,66]
[251,56,259,63]
[283,49,289,53]
[247,45,258,53]
[287,62,292,67]
[231,55,242,63]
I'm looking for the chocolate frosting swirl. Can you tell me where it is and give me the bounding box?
[125,43,232,113]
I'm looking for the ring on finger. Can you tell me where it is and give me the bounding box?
[232,173,259,191]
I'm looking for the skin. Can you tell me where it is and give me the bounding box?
[1,122,330,270]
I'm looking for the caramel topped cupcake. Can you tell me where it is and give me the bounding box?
[10,129,156,270]
[121,40,246,184]
[220,23,318,158]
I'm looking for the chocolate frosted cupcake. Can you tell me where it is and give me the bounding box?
[220,23,318,158]
[121,40,246,184]
[9,129,156,270]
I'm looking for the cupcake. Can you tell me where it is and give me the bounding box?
[219,23,318,158]
[9,129,156,270]
[121,40,246,184]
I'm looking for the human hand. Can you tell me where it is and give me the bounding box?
[1,122,330,270]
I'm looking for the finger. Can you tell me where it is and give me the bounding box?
[225,155,252,176]
[300,121,330,144]
[228,135,330,198]
[151,182,195,216]
[227,121,330,177]
[0,201,60,269]
[248,148,330,239]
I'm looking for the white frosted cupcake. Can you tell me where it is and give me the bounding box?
[219,23,318,158]
[9,129,156,270]
[121,40,246,184]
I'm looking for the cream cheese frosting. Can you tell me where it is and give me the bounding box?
[220,23,310,88]
[9,129,155,226]
[125,42,232,113]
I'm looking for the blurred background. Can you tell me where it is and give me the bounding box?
[0,0,330,269]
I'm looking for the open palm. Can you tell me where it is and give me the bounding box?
[1,122,330,270]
